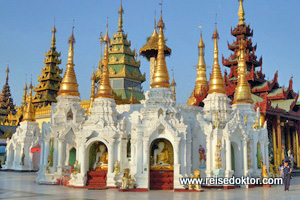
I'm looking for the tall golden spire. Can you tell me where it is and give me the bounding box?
[21,82,28,106]
[51,25,56,48]
[195,28,208,94]
[152,10,157,36]
[233,40,253,104]
[208,27,226,94]
[95,21,113,98]
[58,25,80,96]
[118,0,124,32]
[150,10,170,88]
[23,82,35,122]
[238,0,245,25]
[87,72,96,114]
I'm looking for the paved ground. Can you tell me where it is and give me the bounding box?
[0,172,299,200]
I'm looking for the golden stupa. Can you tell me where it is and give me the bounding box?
[95,23,114,99]
[57,27,80,97]
[23,83,35,122]
[208,27,226,94]
[150,12,170,88]
[233,40,253,104]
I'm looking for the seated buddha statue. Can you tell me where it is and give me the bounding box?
[93,145,108,170]
[151,141,172,170]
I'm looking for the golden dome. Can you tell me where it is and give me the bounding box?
[95,24,113,99]
[233,40,253,104]
[58,28,80,97]
[208,28,226,94]
[150,13,170,88]
[23,83,35,122]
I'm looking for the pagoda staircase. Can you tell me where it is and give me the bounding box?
[86,169,107,189]
[150,170,174,190]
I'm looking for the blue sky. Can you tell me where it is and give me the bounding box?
[0,0,299,105]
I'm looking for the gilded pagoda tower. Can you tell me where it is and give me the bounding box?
[0,66,16,123]
[97,2,145,104]
[33,25,63,107]
[140,11,171,87]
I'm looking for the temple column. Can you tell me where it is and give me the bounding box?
[186,139,192,175]
[253,140,258,173]
[173,138,182,189]
[287,127,291,152]
[108,140,115,174]
[142,138,149,171]
[39,141,44,168]
[225,138,232,177]
[243,140,248,176]
[205,134,212,177]
[43,140,50,166]
[272,122,278,166]
[136,134,143,175]
[296,127,300,168]
[277,116,282,166]
[57,139,64,167]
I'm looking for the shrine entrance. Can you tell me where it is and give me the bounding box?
[86,141,108,189]
[149,138,174,190]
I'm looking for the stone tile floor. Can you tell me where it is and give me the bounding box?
[0,171,299,200]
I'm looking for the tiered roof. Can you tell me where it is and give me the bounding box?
[33,26,63,107]
[0,67,16,123]
[96,3,145,103]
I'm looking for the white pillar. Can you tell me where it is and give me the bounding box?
[39,141,44,168]
[136,135,143,175]
[226,139,232,172]
[205,135,212,177]
[186,140,192,175]
[108,140,115,174]
[142,138,149,166]
[243,140,248,176]
[266,142,269,170]
[57,139,63,167]
[79,144,87,175]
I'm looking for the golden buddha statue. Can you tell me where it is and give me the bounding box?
[93,144,108,170]
[261,164,269,178]
[151,141,173,170]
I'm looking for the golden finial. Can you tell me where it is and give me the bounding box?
[21,81,28,106]
[23,81,35,122]
[238,0,245,25]
[58,22,80,97]
[96,20,113,98]
[233,39,253,104]
[87,72,96,115]
[150,6,170,89]
[152,10,157,36]
[208,27,226,94]
[118,0,124,32]
[5,65,9,85]
[51,21,56,48]
[171,69,176,101]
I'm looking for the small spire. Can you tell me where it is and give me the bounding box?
[233,39,253,104]
[150,9,170,88]
[58,23,80,97]
[21,81,28,106]
[208,27,226,94]
[171,69,176,101]
[118,0,124,32]
[87,72,96,114]
[96,20,113,98]
[51,23,56,48]
[23,81,35,122]
[5,65,9,85]
[238,0,245,25]
[152,10,157,36]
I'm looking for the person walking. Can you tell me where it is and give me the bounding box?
[282,160,292,191]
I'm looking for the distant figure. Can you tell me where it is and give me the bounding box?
[0,160,2,169]
[281,160,292,191]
